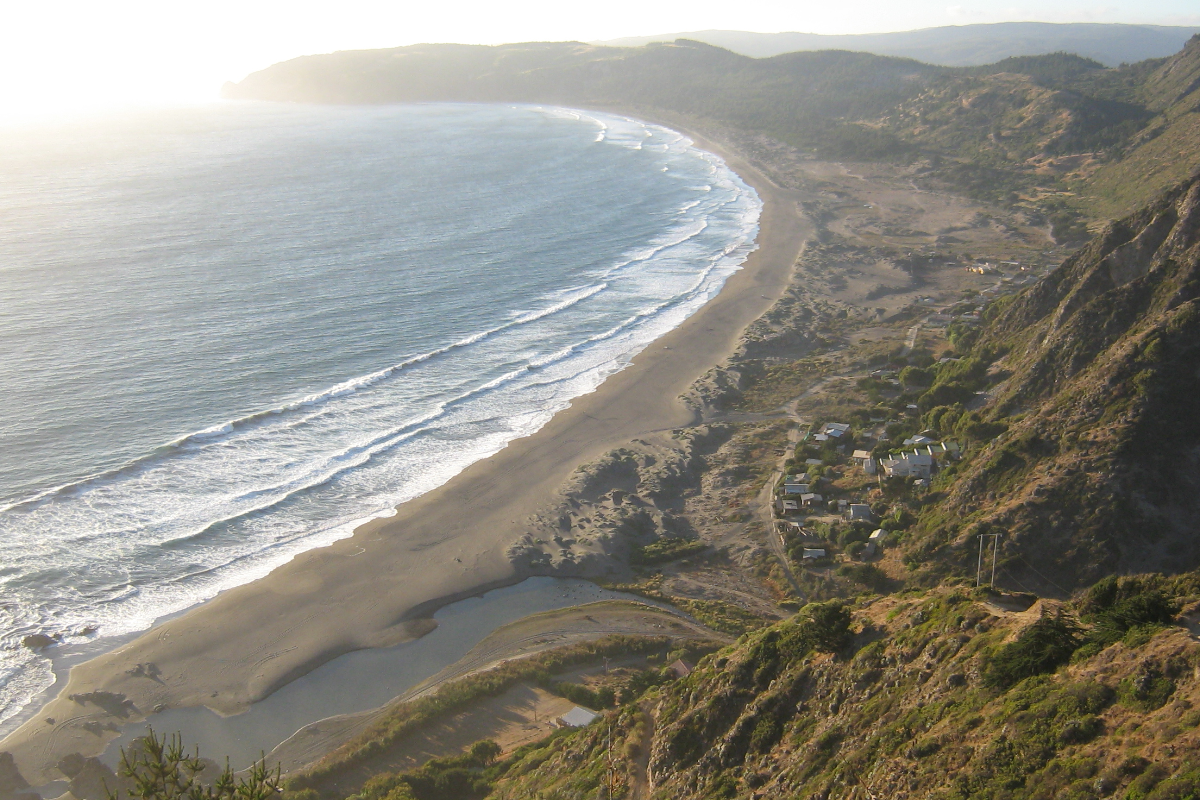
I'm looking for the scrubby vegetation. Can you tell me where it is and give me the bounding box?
[474,573,1200,800]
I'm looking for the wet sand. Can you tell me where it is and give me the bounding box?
[0,116,812,785]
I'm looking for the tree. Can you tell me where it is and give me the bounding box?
[983,613,1082,690]
[468,740,501,766]
[800,601,853,653]
[107,729,280,800]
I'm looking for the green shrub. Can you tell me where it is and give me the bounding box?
[983,614,1083,690]
[631,537,707,564]
[553,681,615,710]
[1118,671,1175,712]
[799,601,853,653]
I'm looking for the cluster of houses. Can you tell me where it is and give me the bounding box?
[780,473,822,513]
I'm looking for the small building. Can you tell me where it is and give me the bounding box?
[805,458,824,466]
[559,706,600,728]
[847,504,874,522]
[865,528,885,556]
[880,451,934,480]
[822,422,851,438]
[778,519,804,534]
[851,450,876,475]
[813,433,830,442]
[668,659,693,678]
[802,548,827,559]
[780,499,799,513]
[800,492,824,507]
[783,483,810,495]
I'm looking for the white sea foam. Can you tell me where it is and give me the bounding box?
[0,103,761,734]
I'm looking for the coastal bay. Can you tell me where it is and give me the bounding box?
[0,113,811,784]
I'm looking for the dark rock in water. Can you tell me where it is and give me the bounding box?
[21,634,55,651]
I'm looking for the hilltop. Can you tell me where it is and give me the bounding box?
[224,35,1200,220]
[596,22,1200,67]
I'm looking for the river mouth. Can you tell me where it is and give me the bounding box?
[93,577,645,772]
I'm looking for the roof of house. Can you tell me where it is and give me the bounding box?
[851,449,872,460]
[560,707,600,727]
[802,548,827,558]
[869,529,886,540]
[668,659,693,678]
[848,504,873,519]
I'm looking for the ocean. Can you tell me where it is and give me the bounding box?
[0,101,760,732]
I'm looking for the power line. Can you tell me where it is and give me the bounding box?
[1014,553,1071,597]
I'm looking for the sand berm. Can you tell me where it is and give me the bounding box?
[0,116,812,784]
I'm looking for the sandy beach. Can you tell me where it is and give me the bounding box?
[0,118,811,785]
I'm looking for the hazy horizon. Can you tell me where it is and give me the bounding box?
[3,1,1200,121]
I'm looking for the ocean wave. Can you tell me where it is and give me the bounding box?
[0,282,611,518]
[0,103,763,736]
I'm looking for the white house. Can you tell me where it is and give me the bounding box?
[847,504,874,522]
[851,450,876,475]
[559,707,600,728]
[880,451,934,479]
[865,528,886,556]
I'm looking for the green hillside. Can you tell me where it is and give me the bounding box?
[597,22,1200,67]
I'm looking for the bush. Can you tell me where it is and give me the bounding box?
[554,681,615,709]
[983,614,1082,690]
[631,537,707,565]
[109,729,281,800]
[836,563,889,592]
[798,601,853,653]
[1078,575,1178,647]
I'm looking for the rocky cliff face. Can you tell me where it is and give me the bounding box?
[908,175,1200,592]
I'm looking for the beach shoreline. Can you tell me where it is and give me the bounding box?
[0,110,812,785]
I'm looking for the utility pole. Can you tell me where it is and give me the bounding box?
[976,533,1001,587]
[991,532,1001,587]
[976,535,984,587]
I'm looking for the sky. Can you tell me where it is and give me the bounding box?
[2,0,1200,119]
